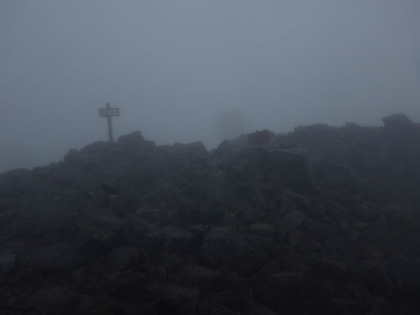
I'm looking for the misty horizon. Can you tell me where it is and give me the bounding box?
[1,0,420,172]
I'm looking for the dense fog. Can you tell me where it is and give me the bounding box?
[1,0,420,172]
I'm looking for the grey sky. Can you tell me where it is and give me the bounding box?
[1,0,420,171]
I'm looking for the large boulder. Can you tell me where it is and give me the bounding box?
[199,227,279,275]
[0,251,16,284]
[20,243,81,271]
[160,225,201,254]
[246,129,275,148]
[382,113,414,131]
[117,130,155,154]
[63,148,105,172]
[171,141,208,163]
[30,286,77,314]
[254,271,337,314]
[172,264,224,292]
[199,227,247,273]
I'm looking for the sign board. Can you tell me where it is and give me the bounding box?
[99,103,120,142]
[99,108,120,117]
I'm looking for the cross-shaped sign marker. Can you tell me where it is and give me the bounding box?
[99,103,120,142]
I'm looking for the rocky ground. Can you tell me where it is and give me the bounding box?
[1,113,420,314]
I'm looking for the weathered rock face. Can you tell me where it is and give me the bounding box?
[281,116,420,206]
[382,113,414,132]
[1,115,420,314]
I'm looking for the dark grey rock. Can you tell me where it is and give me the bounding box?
[136,208,177,225]
[353,203,381,222]
[391,257,420,290]
[2,122,420,314]
[171,141,208,161]
[23,243,80,271]
[117,130,156,154]
[64,148,104,172]
[160,282,200,313]
[111,246,140,271]
[31,286,77,313]
[278,210,306,237]
[0,251,16,283]
[160,225,201,254]
[254,272,337,314]
[173,264,224,292]
[124,221,162,251]
[199,227,247,272]
[199,227,276,275]
[382,113,414,130]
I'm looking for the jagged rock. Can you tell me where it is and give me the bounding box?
[221,149,317,195]
[159,282,200,313]
[278,210,306,237]
[2,118,420,314]
[31,286,77,313]
[173,264,224,292]
[246,129,275,148]
[243,302,278,315]
[308,258,349,281]
[171,141,208,162]
[303,201,327,218]
[124,221,162,251]
[101,183,120,195]
[110,246,140,271]
[160,225,201,254]
[64,148,105,172]
[390,257,420,291]
[360,263,394,298]
[249,223,276,236]
[108,191,139,217]
[108,269,150,287]
[353,203,382,222]
[21,243,81,271]
[118,130,145,144]
[220,210,242,228]
[254,271,337,314]
[107,271,160,314]
[117,130,155,154]
[213,134,248,159]
[382,113,414,131]
[79,210,123,245]
[199,227,276,275]
[0,251,16,283]
[206,286,252,313]
[199,227,247,272]
[136,208,178,225]
[270,149,318,194]
[0,168,31,197]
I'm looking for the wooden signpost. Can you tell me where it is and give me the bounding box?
[99,102,120,142]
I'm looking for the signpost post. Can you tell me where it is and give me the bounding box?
[99,103,120,142]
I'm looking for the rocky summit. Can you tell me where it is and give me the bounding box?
[1,114,420,314]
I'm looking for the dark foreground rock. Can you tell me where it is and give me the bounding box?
[1,117,420,314]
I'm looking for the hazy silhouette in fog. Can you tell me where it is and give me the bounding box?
[1,0,420,172]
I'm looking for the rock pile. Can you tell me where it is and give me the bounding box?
[1,114,420,314]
